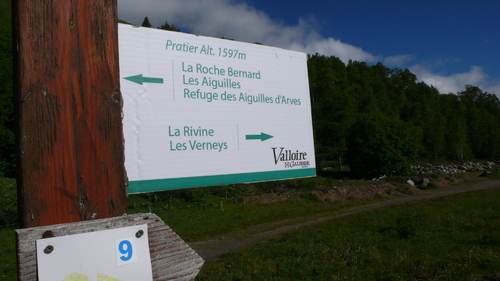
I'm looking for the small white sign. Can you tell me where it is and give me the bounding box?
[36,224,152,281]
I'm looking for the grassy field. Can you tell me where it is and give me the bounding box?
[0,172,498,280]
[197,188,500,280]
[0,226,16,280]
[125,176,387,242]
[0,177,385,280]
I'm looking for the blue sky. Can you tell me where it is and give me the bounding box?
[118,0,500,96]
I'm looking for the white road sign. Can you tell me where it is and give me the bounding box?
[119,24,316,193]
[36,224,152,281]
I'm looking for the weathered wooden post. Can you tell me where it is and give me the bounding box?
[13,0,127,228]
[13,2,204,280]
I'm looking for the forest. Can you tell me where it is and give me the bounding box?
[1,13,499,178]
[308,55,500,176]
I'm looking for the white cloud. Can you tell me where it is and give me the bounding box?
[117,0,378,63]
[290,38,381,63]
[383,54,415,67]
[409,65,500,96]
[117,0,500,98]
[486,83,500,97]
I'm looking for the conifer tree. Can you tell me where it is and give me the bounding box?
[141,16,152,27]
[159,20,180,32]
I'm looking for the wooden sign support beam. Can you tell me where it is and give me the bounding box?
[13,0,127,228]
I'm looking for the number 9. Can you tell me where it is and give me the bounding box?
[118,240,133,261]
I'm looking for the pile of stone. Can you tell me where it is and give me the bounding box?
[411,161,499,175]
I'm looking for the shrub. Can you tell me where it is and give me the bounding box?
[346,115,418,178]
[0,178,16,226]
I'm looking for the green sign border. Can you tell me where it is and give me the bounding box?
[128,168,316,194]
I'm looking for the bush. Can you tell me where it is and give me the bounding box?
[0,178,16,226]
[346,115,418,178]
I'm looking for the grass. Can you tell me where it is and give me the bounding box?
[0,177,389,280]
[125,177,385,242]
[0,178,16,226]
[153,195,385,242]
[197,188,500,281]
[481,168,500,180]
[0,227,16,280]
[1,171,498,280]
[0,178,16,280]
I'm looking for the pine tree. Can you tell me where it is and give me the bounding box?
[159,20,180,32]
[141,16,152,27]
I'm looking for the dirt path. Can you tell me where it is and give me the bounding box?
[189,179,500,260]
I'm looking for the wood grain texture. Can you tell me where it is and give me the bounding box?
[16,213,204,281]
[13,0,127,227]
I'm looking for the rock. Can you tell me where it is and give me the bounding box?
[407,179,415,187]
[412,161,499,175]
[422,178,430,187]
[480,171,493,177]
[372,174,388,181]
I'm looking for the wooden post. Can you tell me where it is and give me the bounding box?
[13,0,127,228]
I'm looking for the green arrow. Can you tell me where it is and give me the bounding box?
[246,132,273,142]
[124,74,164,85]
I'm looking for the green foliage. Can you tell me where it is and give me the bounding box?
[308,54,353,171]
[308,54,500,172]
[198,189,500,280]
[346,115,417,178]
[158,20,180,32]
[141,16,152,27]
[0,0,15,178]
[0,227,16,280]
[459,85,500,160]
[0,178,16,226]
